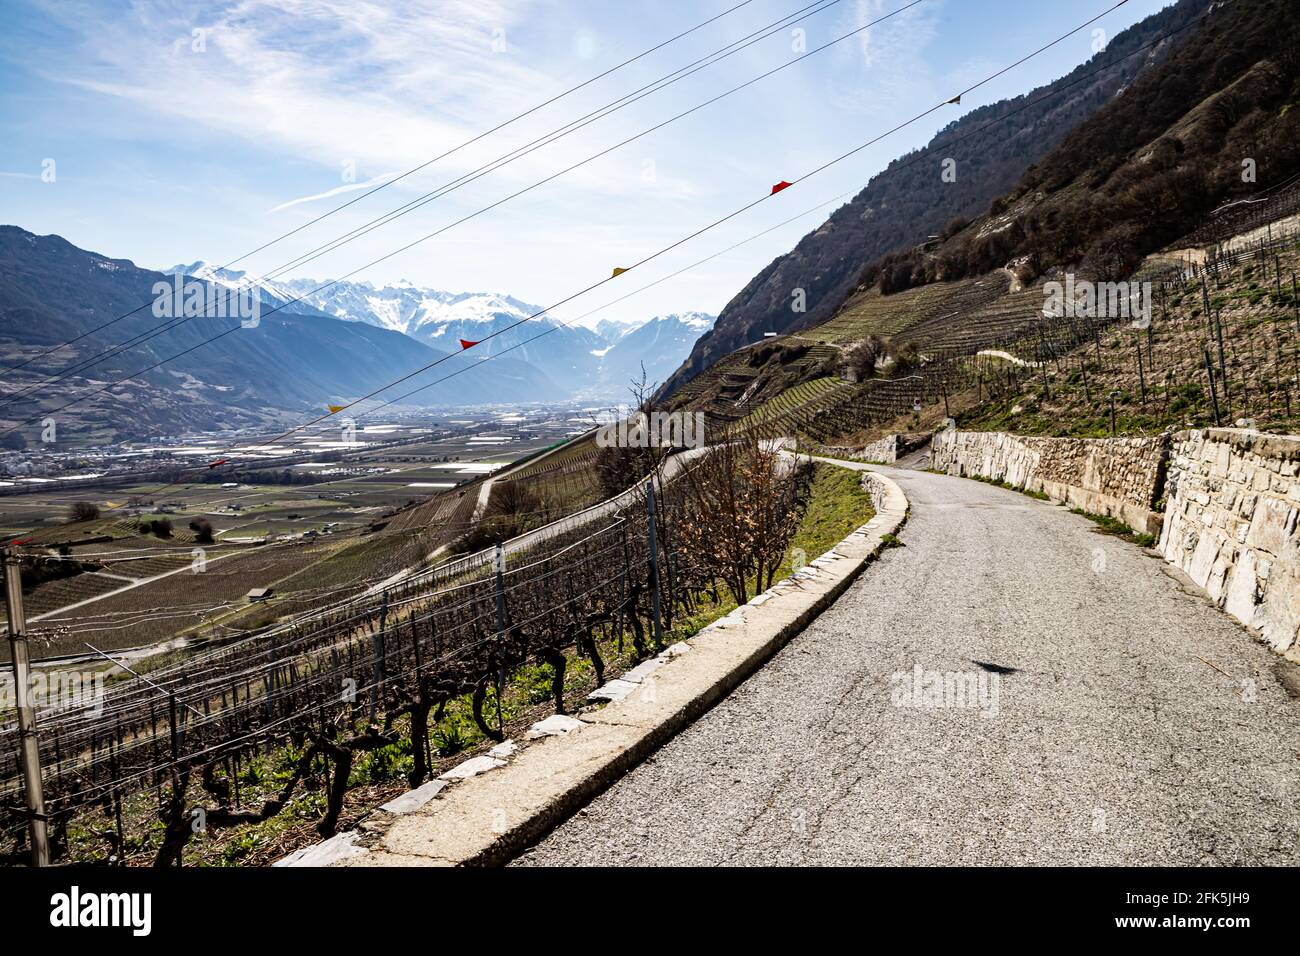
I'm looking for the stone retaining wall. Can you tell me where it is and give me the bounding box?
[820,432,929,465]
[859,434,904,463]
[931,430,1167,536]
[1159,428,1300,661]
[931,427,1300,659]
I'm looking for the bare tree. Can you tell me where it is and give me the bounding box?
[593,365,676,498]
[456,479,543,552]
[841,336,887,381]
[674,428,800,604]
[68,501,100,523]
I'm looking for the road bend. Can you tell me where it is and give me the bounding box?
[514,465,1300,866]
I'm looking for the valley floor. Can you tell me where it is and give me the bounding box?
[513,466,1299,866]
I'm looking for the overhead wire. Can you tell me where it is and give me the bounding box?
[0,0,925,432]
[0,0,764,376]
[0,0,855,405]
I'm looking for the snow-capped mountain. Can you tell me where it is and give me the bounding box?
[273,277,616,385]
[164,264,712,399]
[599,312,716,393]
[596,318,639,346]
[166,261,306,311]
[279,278,540,339]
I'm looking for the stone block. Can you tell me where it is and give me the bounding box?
[657,641,691,659]
[439,755,507,781]
[1246,497,1293,555]
[620,659,664,684]
[1187,529,1222,589]
[1223,549,1260,624]
[1257,567,1300,655]
[275,831,367,867]
[381,779,447,815]
[488,740,517,759]
[526,714,586,739]
[586,678,638,703]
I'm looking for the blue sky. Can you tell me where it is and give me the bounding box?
[0,0,1174,328]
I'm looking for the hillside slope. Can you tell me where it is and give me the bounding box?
[660,0,1212,399]
[665,0,1300,446]
[868,0,1300,292]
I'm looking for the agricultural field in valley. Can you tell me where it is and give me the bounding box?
[1,405,597,661]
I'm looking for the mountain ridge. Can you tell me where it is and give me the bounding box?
[659,0,1213,400]
[0,227,565,440]
[167,262,714,397]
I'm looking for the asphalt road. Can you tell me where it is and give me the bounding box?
[514,467,1300,866]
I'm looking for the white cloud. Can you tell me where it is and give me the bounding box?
[37,0,704,212]
[830,0,944,112]
[267,173,394,214]
[42,1,558,174]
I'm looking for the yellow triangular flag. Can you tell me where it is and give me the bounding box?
[104,501,121,509]
[611,267,629,278]
[327,404,346,414]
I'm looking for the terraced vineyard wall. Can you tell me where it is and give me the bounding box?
[1182,178,1300,251]
[1160,428,1300,661]
[687,268,1150,450]
[932,430,1168,536]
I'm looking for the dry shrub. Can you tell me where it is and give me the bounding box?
[674,430,801,604]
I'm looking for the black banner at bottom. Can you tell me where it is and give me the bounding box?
[0,865,1287,943]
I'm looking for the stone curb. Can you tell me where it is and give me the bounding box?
[277,463,908,867]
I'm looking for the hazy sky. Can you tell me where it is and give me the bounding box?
[1,0,1173,328]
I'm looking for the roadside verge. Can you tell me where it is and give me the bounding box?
[278,462,907,867]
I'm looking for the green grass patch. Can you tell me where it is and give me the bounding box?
[789,464,877,558]
[1069,508,1155,547]
[660,461,877,641]
[967,473,1052,501]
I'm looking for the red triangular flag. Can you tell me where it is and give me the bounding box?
[207,459,227,469]
[459,339,480,350]
[770,180,792,195]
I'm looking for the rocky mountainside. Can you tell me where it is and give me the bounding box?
[851,0,1299,295]
[661,0,1300,451]
[660,0,1213,399]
